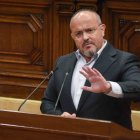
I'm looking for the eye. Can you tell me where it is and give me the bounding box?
[75,31,82,38]
[86,28,95,33]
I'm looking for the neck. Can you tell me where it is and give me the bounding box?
[84,56,92,62]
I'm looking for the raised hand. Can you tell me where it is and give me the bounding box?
[80,66,111,93]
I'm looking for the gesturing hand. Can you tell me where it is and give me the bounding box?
[80,67,111,93]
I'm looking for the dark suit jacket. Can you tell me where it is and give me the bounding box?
[40,42,140,129]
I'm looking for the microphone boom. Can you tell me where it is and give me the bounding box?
[18,71,53,111]
[53,72,69,111]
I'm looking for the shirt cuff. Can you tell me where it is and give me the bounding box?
[105,81,123,98]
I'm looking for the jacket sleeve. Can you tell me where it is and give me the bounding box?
[40,57,63,115]
[118,53,140,101]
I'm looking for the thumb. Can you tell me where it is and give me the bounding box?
[72,113,76,117]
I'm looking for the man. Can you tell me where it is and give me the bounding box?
[40,9,140,129]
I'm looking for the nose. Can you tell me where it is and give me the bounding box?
[83,32,89,41]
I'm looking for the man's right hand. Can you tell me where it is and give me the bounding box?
[61,112,76,118]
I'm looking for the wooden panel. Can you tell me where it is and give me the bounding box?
[52,0,75,64]
[120,20,140,59]
[101,0,140,59]
[0,0,52,99]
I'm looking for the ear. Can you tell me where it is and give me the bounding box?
[100,24,106,36]
[71,33,75,40]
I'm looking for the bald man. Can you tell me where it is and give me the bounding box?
[40,9,140,129]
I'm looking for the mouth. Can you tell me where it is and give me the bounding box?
[83,41,93,47]
[84,44,93,50]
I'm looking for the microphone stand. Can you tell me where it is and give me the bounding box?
[18,71,53,111]
[53,72,69,112]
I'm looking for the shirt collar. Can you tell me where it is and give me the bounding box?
[75,40,107,62]
[97,39,107,57]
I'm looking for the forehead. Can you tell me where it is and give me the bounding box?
[73,11,96,19]
[70,11,98,31]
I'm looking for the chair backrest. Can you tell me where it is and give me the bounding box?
[0,97,41,114]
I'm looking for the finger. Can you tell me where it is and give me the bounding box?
[61,112,76,118]
[81,86,93,92]
[61,112,69,117]
[86,67,101,77]
[92,68,101,76]
[80,68,97,83]
[82,67,96,77]
[72,113,76,118]
[79,69,89,79]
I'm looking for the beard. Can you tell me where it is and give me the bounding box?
[81,40,98,58]
[83,48,96,58]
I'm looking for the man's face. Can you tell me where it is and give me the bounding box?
[70,11,106,58]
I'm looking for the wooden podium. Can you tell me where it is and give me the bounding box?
[0,110,140,140]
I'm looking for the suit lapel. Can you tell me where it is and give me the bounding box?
[77,43,117,112]
[93,43,117,74]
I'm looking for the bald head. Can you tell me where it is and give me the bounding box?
[70,9,102,30]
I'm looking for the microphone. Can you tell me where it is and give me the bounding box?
[53,72,69,112]
[18,70,54,111]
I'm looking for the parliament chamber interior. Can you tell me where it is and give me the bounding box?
[0,0,140,139]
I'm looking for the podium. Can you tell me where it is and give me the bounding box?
[0,110,140,140]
